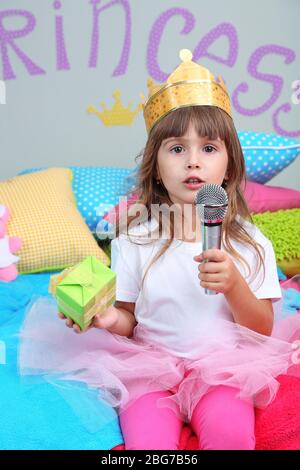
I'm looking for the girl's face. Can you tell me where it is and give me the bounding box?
[157,122,229,206]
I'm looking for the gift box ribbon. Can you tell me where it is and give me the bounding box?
[67,267,101,291]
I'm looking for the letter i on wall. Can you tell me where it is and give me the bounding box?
[53,0,70,70]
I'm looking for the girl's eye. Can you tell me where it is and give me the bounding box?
[203,145,216,153]
[170,145,184,154]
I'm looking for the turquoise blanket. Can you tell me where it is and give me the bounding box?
[0,273,123,450]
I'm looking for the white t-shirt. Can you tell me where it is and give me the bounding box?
[111,219,282,359]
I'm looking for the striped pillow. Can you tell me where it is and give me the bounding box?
[0,168,109,273]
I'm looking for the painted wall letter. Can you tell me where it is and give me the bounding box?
[89,0,131,76]
[147,8,195,82]
[0,9,46,80]
[193,22,238,67]
[53,0,70,71]
[232,45,295,116]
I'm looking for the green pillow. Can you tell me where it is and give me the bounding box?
[252,208,300,277]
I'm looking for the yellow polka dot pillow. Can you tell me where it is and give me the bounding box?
[0,168,109,273]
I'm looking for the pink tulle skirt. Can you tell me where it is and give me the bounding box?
[19,294,300,428]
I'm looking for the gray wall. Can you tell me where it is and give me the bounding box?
[0,0,299,189]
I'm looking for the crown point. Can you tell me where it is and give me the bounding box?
[179,49,193,62]
[147,78,153,87]
[113,89,121,98]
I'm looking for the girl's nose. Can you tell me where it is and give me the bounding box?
[186,163,200,169]
[185,159,200,169]
[185,150,201,169]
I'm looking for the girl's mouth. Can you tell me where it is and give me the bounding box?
[183,178,204,190]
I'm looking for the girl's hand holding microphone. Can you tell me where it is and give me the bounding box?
[194,248,240,295]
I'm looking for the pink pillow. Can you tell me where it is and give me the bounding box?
[103,192,138,224]
[243,181,300,213]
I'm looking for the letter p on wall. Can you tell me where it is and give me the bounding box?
[0,80,6,104]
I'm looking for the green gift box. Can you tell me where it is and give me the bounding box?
[55,255,116,331]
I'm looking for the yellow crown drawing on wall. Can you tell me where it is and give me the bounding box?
[143,49,232,134]
[87,90,142,127]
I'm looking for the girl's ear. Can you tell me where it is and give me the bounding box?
[222,176,229,189]
[155,165,161,181]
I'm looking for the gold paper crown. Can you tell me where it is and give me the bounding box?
[143,49,232,134]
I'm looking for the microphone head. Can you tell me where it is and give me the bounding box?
[195,183,228,222]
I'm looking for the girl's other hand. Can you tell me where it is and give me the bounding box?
[58,312,82,333]
[57,305,119,334]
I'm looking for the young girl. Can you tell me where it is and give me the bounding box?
[20,50,300,450]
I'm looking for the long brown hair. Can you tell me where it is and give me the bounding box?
[117,106,265,286]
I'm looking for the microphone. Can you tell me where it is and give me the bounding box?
[195,183,228,295]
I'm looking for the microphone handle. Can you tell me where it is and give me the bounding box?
[201,222,222,295]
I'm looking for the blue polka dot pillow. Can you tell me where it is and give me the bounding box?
[238,131,300,184]
[71,167,135,233]
[19,166,136,234]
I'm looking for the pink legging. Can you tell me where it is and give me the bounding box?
[120,385,255,450]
